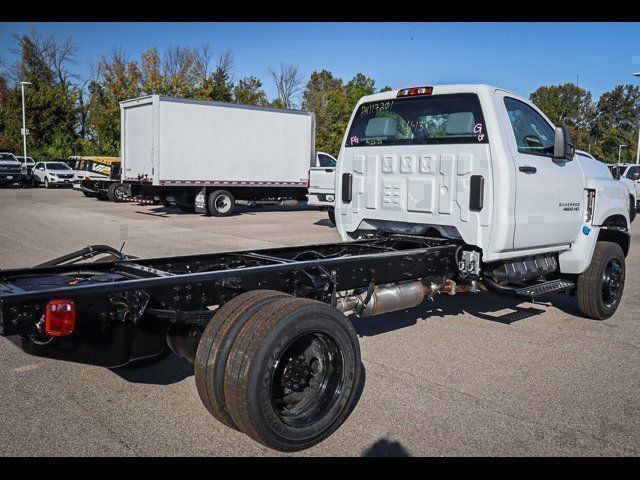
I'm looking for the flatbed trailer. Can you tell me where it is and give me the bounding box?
[0,235,466,451]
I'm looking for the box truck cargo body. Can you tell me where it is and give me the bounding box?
[119,95,315,215]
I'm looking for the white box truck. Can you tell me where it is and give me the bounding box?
[119,96,315,216]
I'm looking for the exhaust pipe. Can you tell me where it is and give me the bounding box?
[335,279,478,317]
[236,199,300,207]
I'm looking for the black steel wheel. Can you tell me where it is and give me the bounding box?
[577,241,626,320]
[224,297,362,452]
[270,332,345,429]
[601,257,624,309]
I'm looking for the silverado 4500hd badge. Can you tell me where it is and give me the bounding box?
[559,202,581,212]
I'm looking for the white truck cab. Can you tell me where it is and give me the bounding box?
[335,84,630,319]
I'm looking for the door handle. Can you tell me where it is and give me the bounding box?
[519,166,537,174]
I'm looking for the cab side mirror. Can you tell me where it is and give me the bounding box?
[553,125,575,161]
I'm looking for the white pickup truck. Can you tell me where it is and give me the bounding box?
[307,151,338,222]
[335,84,631,321]
[0,83,632,453]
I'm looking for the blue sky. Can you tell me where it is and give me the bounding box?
[1,22,639,102]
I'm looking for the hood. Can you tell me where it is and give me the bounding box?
[0,160,21,166]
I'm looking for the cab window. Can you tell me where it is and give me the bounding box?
[318,154,336,168]
[345,93,488,147]
[504,97,555,158]
[626,166,640,180]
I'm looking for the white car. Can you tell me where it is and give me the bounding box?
[31,161,76,188]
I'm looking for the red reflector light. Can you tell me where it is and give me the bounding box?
[397,86,433,97]
[45,299,76,336]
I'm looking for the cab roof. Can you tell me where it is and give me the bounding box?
[358,84,518,104]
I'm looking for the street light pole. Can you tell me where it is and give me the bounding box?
[619,144,627,163]
[634,73,640,164]
[19,81,31,169]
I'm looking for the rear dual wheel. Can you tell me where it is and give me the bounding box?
[195,291,362,452]
[107,183,129,203]
[207,189,235,217]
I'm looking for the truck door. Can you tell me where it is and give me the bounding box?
[501,95,584,250]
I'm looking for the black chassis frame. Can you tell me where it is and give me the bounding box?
[0,235,459,367]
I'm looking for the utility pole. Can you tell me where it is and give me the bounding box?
[618,144,627,163]
[20,81,31,169]
[634,73,640,163]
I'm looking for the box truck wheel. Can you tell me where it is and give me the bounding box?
[223,297,362,452]
[107,183,129,203]
[208,190,235,216]
[576,241,626,320]
[195,290,291,430]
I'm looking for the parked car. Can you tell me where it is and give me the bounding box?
[0,152,27,186]
[31,161,76,188]
[16,156,36,180]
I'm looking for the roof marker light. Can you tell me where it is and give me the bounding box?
[397,86,433,98]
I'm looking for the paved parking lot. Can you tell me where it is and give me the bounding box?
[1,186,639,456]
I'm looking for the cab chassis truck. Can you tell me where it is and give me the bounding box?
[0,85,631,452]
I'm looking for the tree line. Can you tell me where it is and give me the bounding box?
[0,31,638,163]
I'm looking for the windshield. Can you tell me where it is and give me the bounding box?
[46,162,72,170]
[345,93,488,148]
[0,153,18,162]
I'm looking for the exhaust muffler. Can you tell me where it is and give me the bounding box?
[335,279,477,317]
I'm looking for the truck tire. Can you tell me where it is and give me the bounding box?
[208,190,235,217]
[576,241,626,320]
[224,297,362,452]
[327,208,335,225]
[195,290,291,430]
[107,183,128,203]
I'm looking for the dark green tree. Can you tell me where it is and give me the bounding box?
[233,76,268,106]
[302,70,343,154]
[591,84,640,163]
[0,33,79,159]
[530,83,595,152]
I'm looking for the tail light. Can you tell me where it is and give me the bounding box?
[45,299,76,336]
[397,86,433,97]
